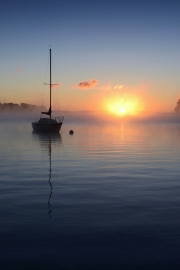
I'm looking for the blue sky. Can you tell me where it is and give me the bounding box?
[1,0,180,112]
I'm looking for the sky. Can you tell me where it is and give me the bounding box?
[1,0,180,115]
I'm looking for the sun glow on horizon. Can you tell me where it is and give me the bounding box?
[103,96,144,116]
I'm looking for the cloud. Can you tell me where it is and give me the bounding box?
[98,83,112,91]
[71,79,98,90]
[98,83,124,91]
[14,66,22,75]
[114,84,124,90]
[71,80,124,92]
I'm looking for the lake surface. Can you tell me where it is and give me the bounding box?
[1,114,180,269]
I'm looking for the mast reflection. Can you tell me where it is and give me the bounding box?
[48,136,52,217]
[32,131,62,217]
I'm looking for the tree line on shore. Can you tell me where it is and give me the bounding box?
[174,99,180,113]
[0,103,46,112]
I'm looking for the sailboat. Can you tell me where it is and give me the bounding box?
[32,49,64,132]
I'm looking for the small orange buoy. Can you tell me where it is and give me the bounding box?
[69,130,74,135]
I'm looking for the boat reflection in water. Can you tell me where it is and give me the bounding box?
[32,131,62,217]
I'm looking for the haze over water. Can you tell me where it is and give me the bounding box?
[1,113,180,269]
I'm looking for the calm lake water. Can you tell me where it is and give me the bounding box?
[1,113,180,269]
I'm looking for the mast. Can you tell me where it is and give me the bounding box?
[50,48,52,119]
[42,48,57,118]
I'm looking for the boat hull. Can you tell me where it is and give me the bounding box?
[32,122,62,132]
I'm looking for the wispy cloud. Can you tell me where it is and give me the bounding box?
[114,84,124,90]
[98,83,124,91]
[71,79,98,90]
[98,83,112,91]
[71,80,124,92]
[14,66,22,75]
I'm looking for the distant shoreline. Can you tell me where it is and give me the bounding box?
[0,103,45,112]
[0,103,177,115]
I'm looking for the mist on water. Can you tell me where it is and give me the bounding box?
[1,110,180,125]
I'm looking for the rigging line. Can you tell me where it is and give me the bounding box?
[56,84,60,113]
[40,51,50,117]
[40,84,45,119]
[51,53,58,83]
[51,54,60,112]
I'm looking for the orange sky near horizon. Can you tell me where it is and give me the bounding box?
[56,81,177,115]
[1,81,178,116]
[1,72,179,116]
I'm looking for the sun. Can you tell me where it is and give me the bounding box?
[103,96,144,116]
[120,108,125,114]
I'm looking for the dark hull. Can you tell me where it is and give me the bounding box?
[32,122,62,132]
